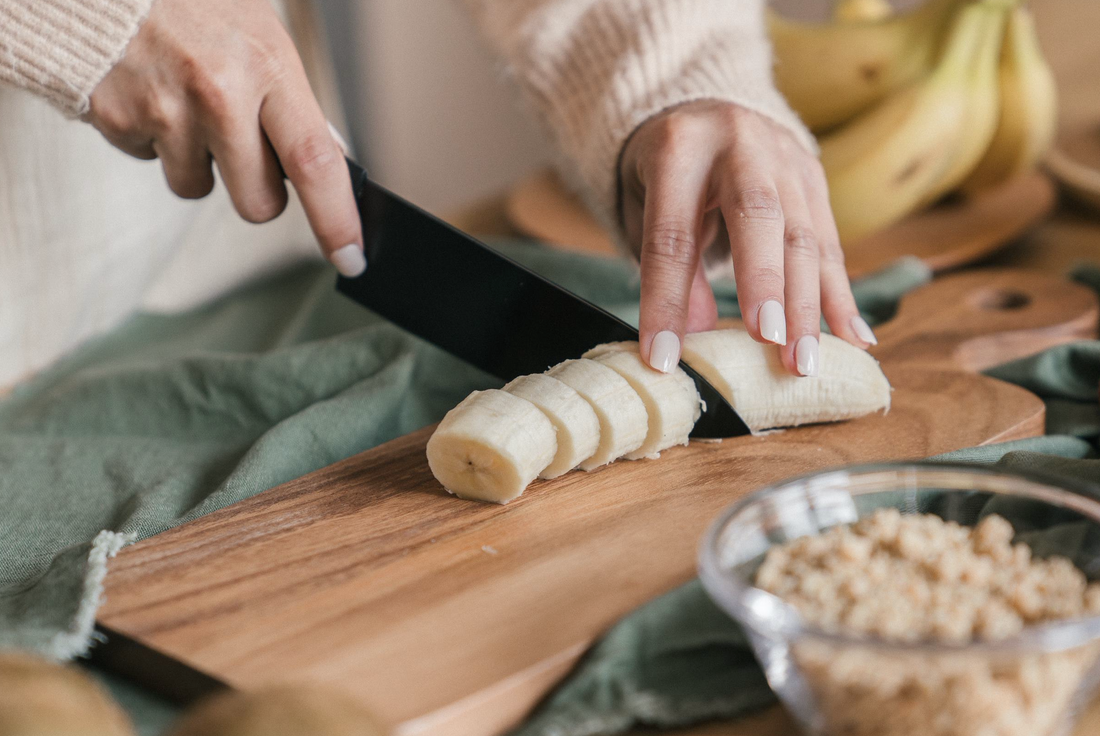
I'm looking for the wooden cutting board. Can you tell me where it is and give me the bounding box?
[505,169,1057,279]
[96,269,1097,736]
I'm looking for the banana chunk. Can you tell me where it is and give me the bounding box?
[426,389,556,503]
[547,358,648,470]
[682,329,891,432]
[582,342,701,459]
[504,373,600,478]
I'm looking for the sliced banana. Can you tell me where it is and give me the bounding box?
[547,358,648,470]
[682,329,891,432]
[426,389,556,503]
[582,342,701,459]
[504,373,600,478]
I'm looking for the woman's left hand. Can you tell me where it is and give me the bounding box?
[619,99,878,377]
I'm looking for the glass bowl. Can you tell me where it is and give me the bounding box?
[698,463,1100,736]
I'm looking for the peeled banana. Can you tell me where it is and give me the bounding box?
[426,389,557,503]
[581,342,702,460]
[426,330,892,503]
[962,6,1058,193]
[547,358,649,470]
[821,1,1007,243]
[769,0,958,132]
[681,330,892,432]
[504,373,600,478]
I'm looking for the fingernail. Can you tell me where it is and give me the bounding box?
[850,315,878,346]
[795,335,819,377]
[332,244,366,277]
[328,121,351,156]
[758,300,787,345]
[649,331,681,374]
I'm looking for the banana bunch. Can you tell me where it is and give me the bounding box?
[771,0,1058,243]
[426,330,891,504]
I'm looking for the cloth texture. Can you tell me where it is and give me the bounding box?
[463,0,816,236]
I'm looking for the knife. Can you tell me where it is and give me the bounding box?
[336,158,750,439]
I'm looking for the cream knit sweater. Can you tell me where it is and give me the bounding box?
[0,0,812,388]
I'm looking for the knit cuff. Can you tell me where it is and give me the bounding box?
[0,0,155,117]
[466,0,816,236]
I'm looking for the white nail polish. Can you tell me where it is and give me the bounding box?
[796,335,820,377]
[649,331,681,374]
[851,315,878,346]
[332,244,366,277]
[758,300,787,345]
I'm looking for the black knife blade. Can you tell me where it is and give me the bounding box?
[336,158,749,439]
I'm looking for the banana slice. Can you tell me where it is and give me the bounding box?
[504,373,600,478]
[682,329,890,432]
[582,342,701,459]
[426,389,556,503]
[547,359,648,470]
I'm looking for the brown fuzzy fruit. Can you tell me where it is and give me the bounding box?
[167,685,388,736]
[0,653,135,736]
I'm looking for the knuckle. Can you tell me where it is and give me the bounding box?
[729,186,782,224]
[284,133,341,183]
[642,219,697,269]
[820,241,847,268]
[751,264,785,294]
[238,189,289,224]
[182,58,236,124]
[790,299,820,323]
[784,223,818,258]
[650,112,700,155]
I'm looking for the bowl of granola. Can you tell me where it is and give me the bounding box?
[698,463,1100,736]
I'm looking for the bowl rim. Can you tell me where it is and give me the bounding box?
[698,461,1100,654]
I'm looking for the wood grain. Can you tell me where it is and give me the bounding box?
[96,269,1096,735]
[503,169,1056,280]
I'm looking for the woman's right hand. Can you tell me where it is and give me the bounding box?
[87,0,366,277]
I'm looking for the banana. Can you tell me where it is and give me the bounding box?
[821,1,1006,243]
[833,0,894,23]
[961,6,1058,194]
[547,359,649,470]
[769,0,958,132]
[426,389,557,503]
[913,1,1008,208]
[681,330,891,432]
[581,342,702,460]
[504,373,600,478]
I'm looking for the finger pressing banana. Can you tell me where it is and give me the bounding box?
[427,330,891,504]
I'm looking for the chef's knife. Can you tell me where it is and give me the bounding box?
[336,158,750,438]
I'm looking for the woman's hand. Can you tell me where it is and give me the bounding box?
[620,100,877,377]
[86,0,365,277]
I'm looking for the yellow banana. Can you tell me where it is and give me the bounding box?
[769,0,959,132]
[821,2,1006,243]
[833,0,895,23]
[961,6,1058,194]
[914,2,1008,208]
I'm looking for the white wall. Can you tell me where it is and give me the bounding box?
[328,0,550,216]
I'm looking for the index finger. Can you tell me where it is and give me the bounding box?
[260,77,364,277]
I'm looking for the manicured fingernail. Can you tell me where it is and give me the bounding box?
[850,315,878,346]
[332,244,366,277]
[758,300,787,345]
[649,331,681,374]
[796,335,820,377]
[328,121,351,155]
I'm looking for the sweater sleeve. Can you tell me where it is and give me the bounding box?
[0,0,154,117]
[462,0,815,232]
